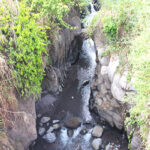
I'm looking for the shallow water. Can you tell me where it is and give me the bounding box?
[30,38,128,150]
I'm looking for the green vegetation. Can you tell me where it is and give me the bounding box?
[0,0,87,97]
[89,0,150,149]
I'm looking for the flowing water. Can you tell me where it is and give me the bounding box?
[30,2,128,150]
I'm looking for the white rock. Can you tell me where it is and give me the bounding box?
[43,132,56,143]
[108,55,119,82]
[38,127,45,135]
[40,117,50,124]
[52,120,60,124]
[92,138,102,150]
[96,98,103,106]
[97,48,105,60]
[100,56,109,66]
[53,124,61,130]
[111,73,125,102]
[92,126,103,137]
[101,66,108,76]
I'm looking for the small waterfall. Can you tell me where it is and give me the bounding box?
[90,2,96,13]
[78,39,96,122]
[84,2,97,27]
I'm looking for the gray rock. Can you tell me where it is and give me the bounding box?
[39,122,43,127]
[65,117,81,129]
[53,124,61,130]
[67,129,74,137]
[40,117,50,124]
[37,114,42,118]
[47,126,54,133]
[46,122,50,126]
[92,126,103,137]
[131,133,141,150]
[100,56,109,66]
[38,127,45,136]
[52,120,60,124]
[108,55,119,82]
[43,132,56,143]
[92,138,102,150]
[111,73,125,102]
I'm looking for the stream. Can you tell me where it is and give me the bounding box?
[29,2,128,150]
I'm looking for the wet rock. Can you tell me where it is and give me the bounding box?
[92,138,102,150]
[43,132,56,143]
[53,124,61,130]
[76,145,83,150]
[80,128,88,135]
[47,126,54,133]
[37,114,42,118]
[39,122,43,127]
[82,80,90,86]
[67,129,74,137]
[38,127,45,136]
[40,117,50,124]
[65,117,81,129]
[92,125,103,137]
[105,143,113,150]
[46,122,50,127]
[52,120,60,124]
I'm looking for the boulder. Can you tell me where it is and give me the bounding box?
[92,138,102,150]
[92,126,103,137]
[65,117,81,129]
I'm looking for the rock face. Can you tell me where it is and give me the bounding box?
[91,20,143,150]
[7,97,37,150]
[91,22,136,130]
[36,6,82,118]
[42,7,82,96]
[92,126,103,137]
[65,117,81,129]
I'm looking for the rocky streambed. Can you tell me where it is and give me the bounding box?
[29,38,128,150]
